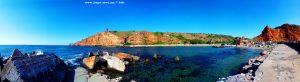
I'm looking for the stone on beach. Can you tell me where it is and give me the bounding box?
[0,49,69,82]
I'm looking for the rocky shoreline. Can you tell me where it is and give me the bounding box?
[0,49,71,82]
[219,43,300,82]
[0,48,186,82]
[218,46,273,82]
[123,44,223,47]
[253,44,300,82]
[0,45,276,82]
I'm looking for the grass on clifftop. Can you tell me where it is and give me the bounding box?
[110,31,235,45]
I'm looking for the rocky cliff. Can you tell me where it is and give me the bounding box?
[73,32,124,46]
[73,31,234,46]
[254,24,300,42]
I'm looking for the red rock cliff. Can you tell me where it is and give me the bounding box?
[254,24,300,42]
[73,31,234,46]
[73,32,124,46]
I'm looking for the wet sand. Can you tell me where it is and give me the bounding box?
[254,44,300,82]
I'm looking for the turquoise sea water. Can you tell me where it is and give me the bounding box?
[0,45,261,82]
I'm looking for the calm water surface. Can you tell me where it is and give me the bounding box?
[0,45,261,82]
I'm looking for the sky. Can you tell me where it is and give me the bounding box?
[0,0,300,45]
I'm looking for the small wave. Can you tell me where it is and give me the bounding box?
[35,50,44,55]
[64,53,85,67]
[216,77,226,82]
[2,57,9,60]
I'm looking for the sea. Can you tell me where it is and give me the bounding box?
[0,45,262,82]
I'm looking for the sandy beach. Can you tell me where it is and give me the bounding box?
[254,44,300,82]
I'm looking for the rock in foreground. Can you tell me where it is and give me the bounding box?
[82,52,125,72]
[0,49,69,82]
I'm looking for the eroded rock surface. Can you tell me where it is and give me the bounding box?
[73,31,234,46]
[0,49,69,82]
[255,24,300,42]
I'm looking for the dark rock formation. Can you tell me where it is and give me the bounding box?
[0,49,69,82]
[0,56,3,72]
[255,24,300,42]
[285,43,300,54]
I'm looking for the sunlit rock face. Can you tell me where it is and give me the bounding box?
[0,49,69,82]
[74,31,235,46]
[73,32,124,46]
[255,24,300,42]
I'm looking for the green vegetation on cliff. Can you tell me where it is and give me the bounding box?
[74,31,235,46]
[111,31,234,45]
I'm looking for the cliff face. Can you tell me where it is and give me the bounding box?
[74,31,234,46]
[254,24,300,42]
[73,32,124,46]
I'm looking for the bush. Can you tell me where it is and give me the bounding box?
[124,42,131,45]
[154,32,164,36]
[155,41,164,45]
[188,39,207,44]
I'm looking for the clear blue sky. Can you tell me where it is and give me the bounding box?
[0,0,300,45]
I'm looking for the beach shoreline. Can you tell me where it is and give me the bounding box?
[122,44,221,47]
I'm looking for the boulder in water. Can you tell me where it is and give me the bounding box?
[153,53,161,60]
[131,55,140,61]
[175,56,180,63]
[83,56,97,70]
[83,52,126,72]
[101,54,125,72]
[0,48,69,82]
[113,53,130,59]
[144,58,150,64]
[113,53,140,62]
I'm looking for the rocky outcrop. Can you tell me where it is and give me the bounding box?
[101,54,125,72]
[219,49,272,82]
[74,31,234,46]
[126,32,158,45]
[74,67,122,82]
[113,53,140,62]
[0,49,69,82]
[0,56,3,72]
[73,32,124,46]
[82,52,125,72]
[255,24,300,42]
